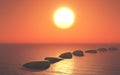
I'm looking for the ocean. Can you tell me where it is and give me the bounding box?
[0,44,120,75]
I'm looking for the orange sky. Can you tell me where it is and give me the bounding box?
[0,0,120,43]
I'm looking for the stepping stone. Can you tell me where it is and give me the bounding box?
[97,48,107,52]
[85,50,97,53]
[44,57,63,64]
[109,47,118,51]
[59,52,72,59]
[23,61,50,70]
[72,50,84,56]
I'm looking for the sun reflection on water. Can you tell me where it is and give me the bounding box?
[52,59,75,75]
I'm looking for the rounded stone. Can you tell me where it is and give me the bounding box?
[59,52,72,59]
[109,47,118,51]
[72,50,84,56]
[23,61,50,70]
[97,48,107,52]
[44,57,63,64]
[85,50,97,53]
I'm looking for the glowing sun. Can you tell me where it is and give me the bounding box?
[53,7,75,29]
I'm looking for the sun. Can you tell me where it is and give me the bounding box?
[53,7,75,29]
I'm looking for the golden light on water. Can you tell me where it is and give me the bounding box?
[53,7,75,29]
[52,59,74,75]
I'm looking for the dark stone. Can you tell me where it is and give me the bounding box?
[44,57,63,64]
[72,50,84,56]
[97,48,107,52]
[23,61,50,70]
[109,47,118,51]
[85,50,97,53]
[59,52,72,59]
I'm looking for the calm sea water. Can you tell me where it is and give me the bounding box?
[0,44,120,75]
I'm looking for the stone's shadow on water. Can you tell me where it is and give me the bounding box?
[21,67,47,72]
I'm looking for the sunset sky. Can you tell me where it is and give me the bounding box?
[0,0,120,43]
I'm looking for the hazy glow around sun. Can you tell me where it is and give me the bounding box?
[54,7,75,29]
